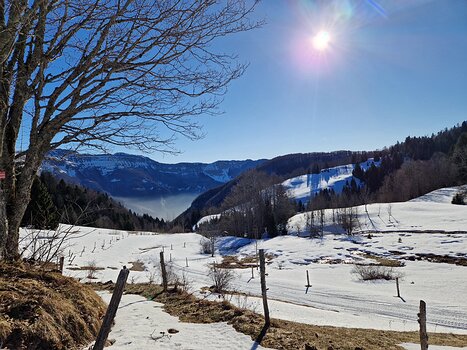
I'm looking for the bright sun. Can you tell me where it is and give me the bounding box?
[312,30,331,51]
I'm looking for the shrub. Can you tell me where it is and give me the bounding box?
[208,264,235,294]
[352,265,402,281]
[452,192,465,205]
[85,260,100,280]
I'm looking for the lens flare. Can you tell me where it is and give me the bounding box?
[312,30,331,51]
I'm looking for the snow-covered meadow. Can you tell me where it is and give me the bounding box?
[19,186,467,349]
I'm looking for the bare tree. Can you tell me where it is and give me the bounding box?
[0,0,261,260]
[337,207,359,235]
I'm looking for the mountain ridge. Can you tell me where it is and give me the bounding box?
[41,150,267,197]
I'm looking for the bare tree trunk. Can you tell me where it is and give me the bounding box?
[0,190,8,259]
[1,144,45,260]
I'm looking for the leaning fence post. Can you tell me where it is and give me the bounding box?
[396,277,401,298]
[259,249,270,326]
[93,267,129,350]
[418,300,428,350]
[160,251,168,292]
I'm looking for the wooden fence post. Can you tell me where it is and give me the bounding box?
[418,300,428,350]
[305,270,312,293]
[396,277,400,298]
[259,249,270,326]
[160,251,168,292]
[59,256,64,274]
[93,267,129,350]
[186,257,188,267]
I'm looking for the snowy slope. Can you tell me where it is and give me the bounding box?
[409,185,467,204]
[282,159,380,201]
[195,159,380,226]
[20,186,467,350]
[287,186,467,235]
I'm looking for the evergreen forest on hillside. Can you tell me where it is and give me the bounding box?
[22,172,166,232]
[193,122,467,236]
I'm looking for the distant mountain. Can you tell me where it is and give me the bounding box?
[41,150,266,212]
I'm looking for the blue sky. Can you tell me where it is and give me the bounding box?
[145,0,467,163]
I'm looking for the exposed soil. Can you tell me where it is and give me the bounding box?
[385,252,467,266]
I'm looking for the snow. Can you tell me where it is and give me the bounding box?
[282,159,380,201]
[401,344,467,350]
[194,214,221,229]
[20,185,467,349]
[95,292,272,350]
[287,194,467,235]
[409,185,467,204]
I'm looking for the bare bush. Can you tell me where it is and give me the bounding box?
[86,261,99,280]
[352,265,402,281]
[337,207,359,235]
[20,224,81,268]
[146,269,159,285]
[208,264,236,294]
[174,270,192,293]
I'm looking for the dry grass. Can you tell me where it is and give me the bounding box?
[352,265,402,281]
[92,282,467,350]
[128,260,146,272]
[215,255,256,269]
[215,254,274,269]
[0,262,106,350]
[68,265,105,271]
[361,253,405,267]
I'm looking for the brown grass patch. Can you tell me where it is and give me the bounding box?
[361,253,405,267]
[215,254,274,269]
[68,265,106,271]
[0,262,106,349]
[91,283,467,350]
[128,260,146,272]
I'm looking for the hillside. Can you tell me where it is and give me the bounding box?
[42,150,265,197]
[283,158,380,201]
[180,122,467,229]
[176,150,370,226]
[22,172,165,232]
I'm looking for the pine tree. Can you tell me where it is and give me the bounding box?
[22,177,59,230]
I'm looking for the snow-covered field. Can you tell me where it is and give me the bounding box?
[20,186,467,349]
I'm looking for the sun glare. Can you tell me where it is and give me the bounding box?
[312,30,331,51]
